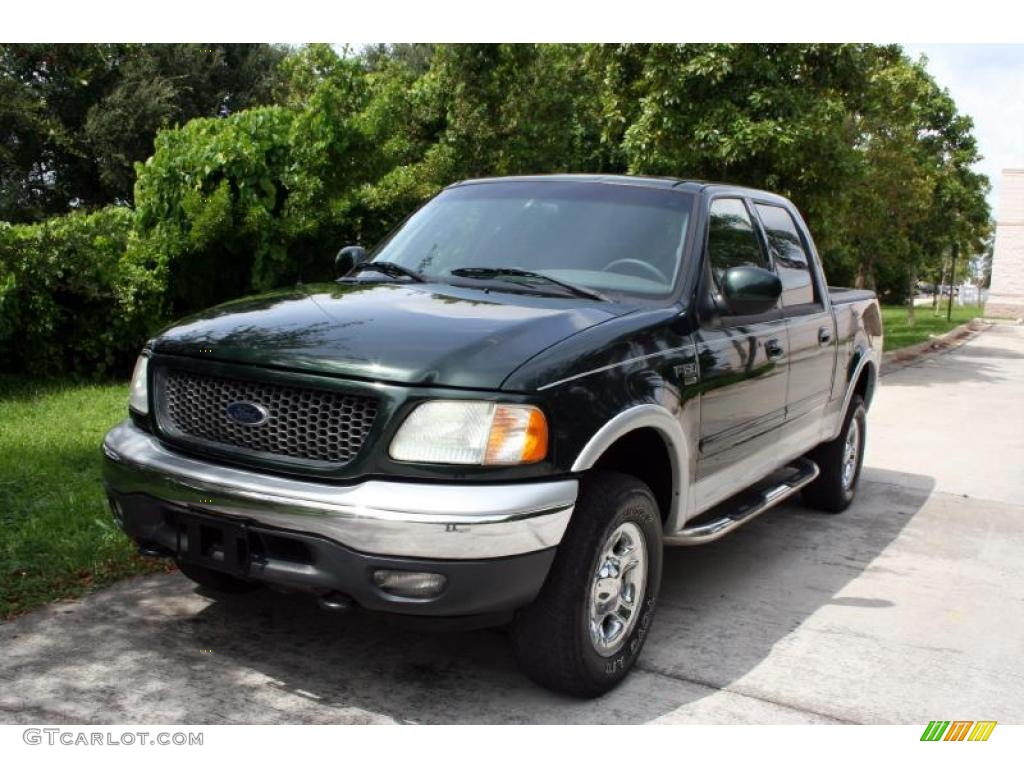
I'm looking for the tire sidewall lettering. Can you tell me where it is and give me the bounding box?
[597,500,661,678]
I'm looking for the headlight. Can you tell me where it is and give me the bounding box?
[128,354,149,414]
[390,401,548,465]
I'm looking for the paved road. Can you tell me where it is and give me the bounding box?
[3,325,1023,724]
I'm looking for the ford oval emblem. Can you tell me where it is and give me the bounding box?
[225,401,270,427]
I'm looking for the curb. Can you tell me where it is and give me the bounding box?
[880,318,993,375]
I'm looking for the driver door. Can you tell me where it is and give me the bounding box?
[694,197,789,512]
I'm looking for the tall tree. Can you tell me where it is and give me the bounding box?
[580,44,990,295]
[0,43,285,222]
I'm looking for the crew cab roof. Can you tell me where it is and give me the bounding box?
[447,174,792,205]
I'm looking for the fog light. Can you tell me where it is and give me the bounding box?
[372,570,447,599]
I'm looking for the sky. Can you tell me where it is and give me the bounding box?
[901,44,1024,216]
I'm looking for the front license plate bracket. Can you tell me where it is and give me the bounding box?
[176,510,250,575]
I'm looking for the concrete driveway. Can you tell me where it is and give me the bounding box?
[2,325,1023,724]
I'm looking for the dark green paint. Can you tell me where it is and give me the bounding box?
[151,281,634,391]
[720,265,783,315]
[140,177,881,485]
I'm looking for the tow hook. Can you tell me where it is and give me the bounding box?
[317,591,355,612]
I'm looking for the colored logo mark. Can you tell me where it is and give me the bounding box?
[920,721,996,742]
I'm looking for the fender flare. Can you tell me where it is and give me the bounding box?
[829,346,879,441]
[571,403,689,530]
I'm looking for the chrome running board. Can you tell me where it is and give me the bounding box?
[665,458,819,546]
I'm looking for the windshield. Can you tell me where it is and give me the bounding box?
[368,180,693,297]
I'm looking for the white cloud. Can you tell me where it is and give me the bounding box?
[904,44,1024,216]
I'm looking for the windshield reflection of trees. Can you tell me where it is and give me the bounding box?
[173,291,370,359]
[173,320,374,366]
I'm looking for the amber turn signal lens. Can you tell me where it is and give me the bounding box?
[485,405,548,465]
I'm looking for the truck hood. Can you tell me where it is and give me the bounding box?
[151,281,635,389]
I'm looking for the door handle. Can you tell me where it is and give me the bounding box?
[765,338,785,360]
[818,327,833,345]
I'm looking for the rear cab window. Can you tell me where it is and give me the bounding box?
[753,203,820,309]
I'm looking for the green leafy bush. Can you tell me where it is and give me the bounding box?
[133,106,297,314]
[132,48,388,317]
[0,207,162,376]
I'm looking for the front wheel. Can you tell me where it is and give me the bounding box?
[802,394,867,513]
[511,471,663,698]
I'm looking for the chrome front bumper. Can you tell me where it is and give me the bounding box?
[102,420,577,560]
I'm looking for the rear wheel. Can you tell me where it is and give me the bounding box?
[176,560,260,594]
[511,471,663,698]
[802,394,866,513]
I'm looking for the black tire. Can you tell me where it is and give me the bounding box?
[511,470,663,698]
[802,394,867,513]
[176,560,261,594]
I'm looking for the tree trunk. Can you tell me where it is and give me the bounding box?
[947,243,958,323]
[855,256,873,290]
[907,268,917,329]
[935,257,948,316]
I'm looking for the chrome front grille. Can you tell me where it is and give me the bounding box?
[156,368,378,465]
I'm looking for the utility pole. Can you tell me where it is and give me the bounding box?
[947,241,958,323]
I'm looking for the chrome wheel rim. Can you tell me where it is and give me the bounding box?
[842,418,860,491]
[588,521,648,657]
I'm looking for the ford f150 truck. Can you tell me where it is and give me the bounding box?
[103,175,882,697]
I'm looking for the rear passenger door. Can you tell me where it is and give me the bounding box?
[753,202,836,447]
[694,197,789,512]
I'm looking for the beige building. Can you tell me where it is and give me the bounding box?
[988,169,1024,319]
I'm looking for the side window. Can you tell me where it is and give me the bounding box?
[706,198,768,293]
[755,203,817,307]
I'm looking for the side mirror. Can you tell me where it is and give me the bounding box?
[336,245,367,277]
[720,265,782,315]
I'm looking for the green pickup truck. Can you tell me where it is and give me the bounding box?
[103,175,882,697]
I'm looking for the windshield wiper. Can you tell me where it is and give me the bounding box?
[348,261,425,282]
[450,267,607,301]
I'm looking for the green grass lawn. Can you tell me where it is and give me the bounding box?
[880,303,982,353]
[0,376,169,619]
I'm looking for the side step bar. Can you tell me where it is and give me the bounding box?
[665,458,820,546]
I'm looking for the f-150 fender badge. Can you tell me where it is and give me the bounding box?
[674,362,699,385]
